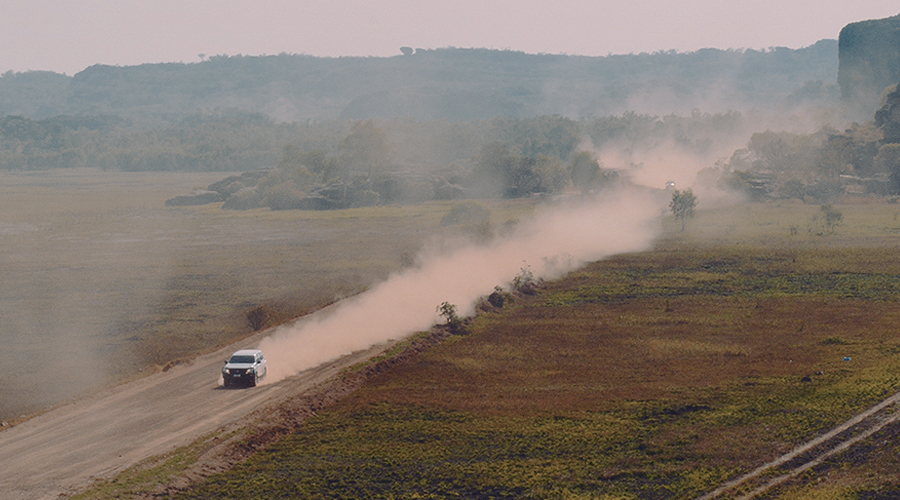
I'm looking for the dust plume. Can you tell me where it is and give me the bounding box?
[260,187,664,384]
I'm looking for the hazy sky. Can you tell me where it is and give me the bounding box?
[2,0,898,75]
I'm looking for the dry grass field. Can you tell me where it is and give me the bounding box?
[170,199,900,499]
[0,169,520,422]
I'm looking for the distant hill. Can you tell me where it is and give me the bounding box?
[0,43,839,122]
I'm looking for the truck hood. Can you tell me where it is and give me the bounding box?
[224,363,255,370]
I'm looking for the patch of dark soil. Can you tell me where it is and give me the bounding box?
[858,488,900,500]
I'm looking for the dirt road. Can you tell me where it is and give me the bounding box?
[0,319,403,500]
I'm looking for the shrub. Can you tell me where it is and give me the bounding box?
[512,265,536,295]
[246,305,270,331]
[487,286,508,308]
[437,302,466,335]
[441,201,491,226]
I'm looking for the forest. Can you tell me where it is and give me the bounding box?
[5,41,900,209]
[0,42,839,121]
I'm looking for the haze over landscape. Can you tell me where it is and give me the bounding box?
[4,2,900,499]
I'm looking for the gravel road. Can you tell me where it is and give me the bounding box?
[0,319,402,500]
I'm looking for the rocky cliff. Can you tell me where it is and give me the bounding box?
[838,13,900,119]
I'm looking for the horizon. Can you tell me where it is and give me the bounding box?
[1,0,897,76]
[1,40,841,77]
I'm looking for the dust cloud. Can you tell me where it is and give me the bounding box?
[600,140,743,207]
[259,187,664,384]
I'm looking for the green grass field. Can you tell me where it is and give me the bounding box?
[165,198,900,500]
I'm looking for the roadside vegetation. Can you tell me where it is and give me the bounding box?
[152,200,900,500]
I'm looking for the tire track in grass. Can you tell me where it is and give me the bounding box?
[698,390,900,500]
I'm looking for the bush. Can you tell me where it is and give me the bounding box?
[265,185,306,210]
[222,187,263,210]
[441,201,491,226]
[246,305,270,331]
[807,204,843,235]
[487,286,509,308]
[512,266,536,295]
[437,302,466,335]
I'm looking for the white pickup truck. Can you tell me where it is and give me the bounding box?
[222,349,267,388]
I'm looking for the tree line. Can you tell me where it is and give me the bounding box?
[0,43,839,121]
[9,91,900,210]
[0,108,744,173]
[0,109,756,209]
[712,84,900,202]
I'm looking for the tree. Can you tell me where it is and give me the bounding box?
[503,156,542,198]
[278,146,339,183]
[876,143,900,192]
[805,179,844,203]
[809,204,843,235]
[777,178,807,200]
[532,154,568,194]
[472,142,517,198]
[472,142,550,199]
[875,84,900,144]
[568,151,601,193]
[338,120,396,179]
[818,124,880,178]
[511,265,536,294]
[568,151,618,194]
[822,204,843,234]
[504,115,581,159]
[670,189,697,231]
[436,302,465,334]
[487,286,509,308]
[746,130,821,178]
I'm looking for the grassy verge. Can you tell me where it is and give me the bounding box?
[68,431,241,500]
[160,199,900,499]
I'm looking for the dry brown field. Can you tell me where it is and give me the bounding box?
[0,168,508,421]
[168,199,900,500]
